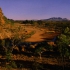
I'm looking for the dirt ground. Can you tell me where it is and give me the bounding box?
[14,23,59,42]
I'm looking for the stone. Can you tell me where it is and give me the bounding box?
[0,7,5,24]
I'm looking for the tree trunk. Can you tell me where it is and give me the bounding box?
[62,55,64,70]
[39,54,42,59]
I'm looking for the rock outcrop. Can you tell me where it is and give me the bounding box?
[0,8,5,24]
[0,7,12,39]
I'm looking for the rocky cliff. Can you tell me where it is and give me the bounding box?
[0,8,5,24]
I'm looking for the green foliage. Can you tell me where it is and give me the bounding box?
[3,16,14,25]
[57,34,70,57]
[32,61,43,70]
[35,47,43,55]
[6,50,12,62]
[35,42,50,59]
[6,65,12,70]
[56,27,70,57]
[9,19,14,25]
[5,39,12,50]
[22,20,35,24]
[24,31,35,39]
[6,61,17,70]
[17,26,21,31]
[64,27,70,34]
[11,36,21,47]
[4,16,10,24]
[37,20,43,25]
[30,31,35,35]
[30,20,35,24]
[5,46,17,69]
[15,19,70,30]
[56,27,70,70]
[1,39,5,47]
[10,61,17,68]
[0,39,17,69]
[23,20,29,24]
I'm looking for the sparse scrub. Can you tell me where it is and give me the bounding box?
[24,31,35,39]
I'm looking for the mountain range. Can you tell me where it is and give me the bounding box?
[42,17,68,21]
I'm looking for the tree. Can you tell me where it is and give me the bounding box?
[35,42,50,59]
[3,38,17,69]
[35,47,44,59]
[37,20,42,25]
[64,27,69,34]
[30,20,34,24]
[56,27,70,70]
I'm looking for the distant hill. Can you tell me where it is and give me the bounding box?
[42,17,68,21]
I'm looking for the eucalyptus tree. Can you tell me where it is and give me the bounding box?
[56,27,70,70]
[35,41,51,59]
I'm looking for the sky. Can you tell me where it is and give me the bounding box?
[0,0,70,20]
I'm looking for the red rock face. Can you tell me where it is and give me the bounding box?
[0,8,5,24]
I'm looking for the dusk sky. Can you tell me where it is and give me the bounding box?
[0,0,70,20]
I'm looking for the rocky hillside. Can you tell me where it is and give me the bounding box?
[43,17,68,21]
[0,8,13,39]
[0,8,5,24]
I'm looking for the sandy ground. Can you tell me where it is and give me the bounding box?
[25,28,45,42]
[24,26,58,42]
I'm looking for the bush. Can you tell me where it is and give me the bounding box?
[32,61,43,70]
[10,61,17,68]
[6,65,12,70]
